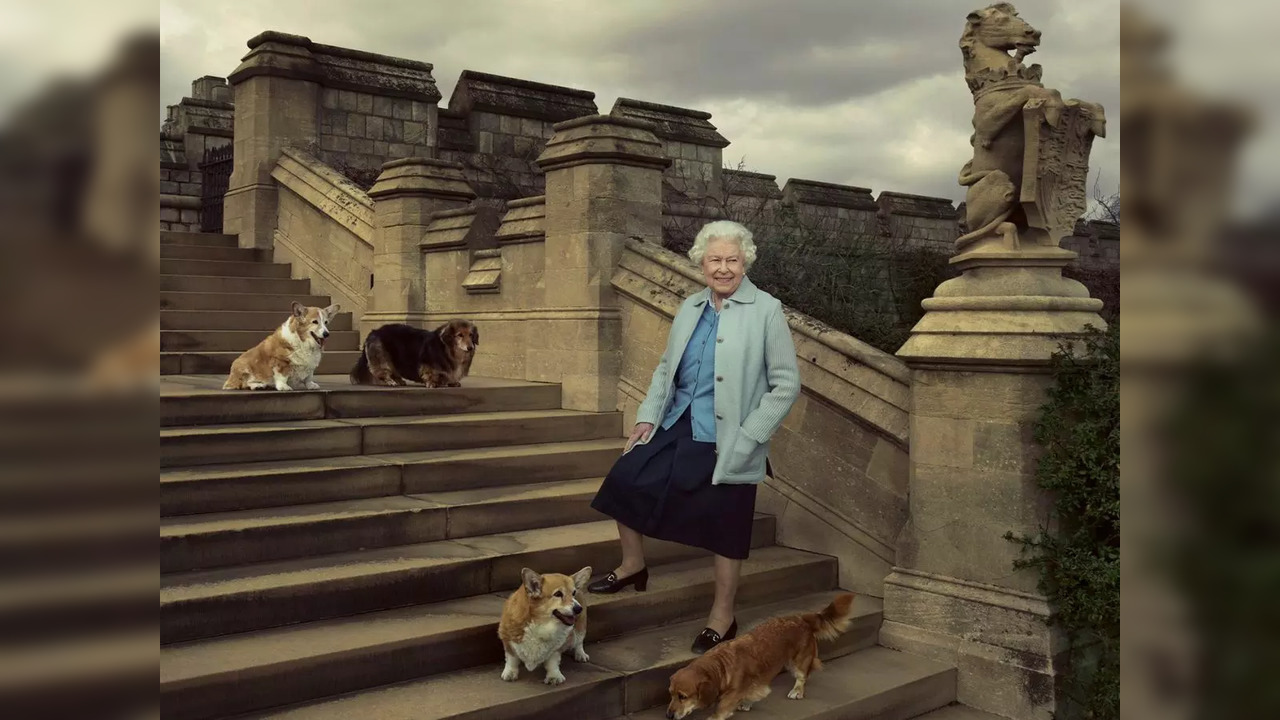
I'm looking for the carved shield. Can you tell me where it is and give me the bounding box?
[1020,99,1105,246]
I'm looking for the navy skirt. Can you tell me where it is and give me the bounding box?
[590,411,757,560]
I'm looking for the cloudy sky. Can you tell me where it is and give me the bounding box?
[151,1,1254,217]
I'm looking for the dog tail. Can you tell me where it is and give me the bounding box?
[804,592,857,642]
[349,350,372,385]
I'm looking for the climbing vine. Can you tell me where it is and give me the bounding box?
[1007,322,1119,719]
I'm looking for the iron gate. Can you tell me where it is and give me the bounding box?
[199,144,233,233]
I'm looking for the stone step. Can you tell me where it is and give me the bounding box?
[160,548,841,720]
[625,647,954,720]
[161,274,312,295]
[161,351,360,376]
[161,439,624,516]
[160,409,622,468]
[912,706,1008,720]
[161,310,354,332]
[161,375,562,427]
[161,291,333,312]
[161,258,294,279]
[161,477,606,572]
[160,516,776,644]
[233,596,934,720]
[162,231,238,247]
[160,329,360,353]
[161,244,272,262]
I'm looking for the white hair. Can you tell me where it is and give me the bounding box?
[688,220,757,271]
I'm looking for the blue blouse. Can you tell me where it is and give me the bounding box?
[661,302,720,442]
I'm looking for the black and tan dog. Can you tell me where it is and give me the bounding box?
[349,320,478,388]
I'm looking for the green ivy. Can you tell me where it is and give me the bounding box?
[1007,322,1119,719]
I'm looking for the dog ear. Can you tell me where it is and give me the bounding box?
[323,303,341,319]
[470,325,479,346]
[571,566,592,590]
[520,568,543,599]
[437,322,454,340]
[966,10,983,25]
[696,675,718,707]
[291,301,305,318]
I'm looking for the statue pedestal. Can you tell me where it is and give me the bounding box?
[891,243,1105,720]
[899,246,1105,368]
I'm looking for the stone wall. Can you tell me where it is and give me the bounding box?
[315,88,436,176]
[159,76,234,232]
[270,147,375,327]
[611,239,911,597]
[437,70,596,200]
[420,196,548,381]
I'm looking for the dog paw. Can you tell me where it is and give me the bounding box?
[304,381,320,390]
[787,689,804,700]
[737,702,754,711]
[573,648,590,663]
[543,671,566,686]
[500,667,518,682]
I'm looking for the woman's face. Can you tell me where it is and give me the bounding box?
[701,237,745,299]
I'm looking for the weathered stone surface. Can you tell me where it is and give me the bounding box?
[609,97,729,148]
[447,69,596,123]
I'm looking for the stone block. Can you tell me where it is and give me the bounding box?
[351,138,374,155]
[160,207,180,222]
[392,100,412,120]
[411,101,431,122]
[180,209,199,223]
[357,93,374,114]
[910,415,974,469]
[388,143,412,158]
[404,121,426,144]
[365,115,384,139]
[160,180,180,194]
[172,170,191,183]
[521,117,543,137]
[321,89,339,109]
[179,182,201,195]
[499,115,520,134]
[347,113,366,138]
[373,141,389,156]
[385,119,403,142]
[338,90,358,111]
[478,131,494,153]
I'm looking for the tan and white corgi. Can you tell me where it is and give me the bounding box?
[497,566,592,685]
[222,302,340,391]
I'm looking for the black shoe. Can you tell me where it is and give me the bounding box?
[587,567,649,594]
[691,619,737,655]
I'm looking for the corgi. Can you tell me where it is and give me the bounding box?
[666,593,858,720]
[222,302,340,391]
[349,319,478,388]
[497,566,592,686]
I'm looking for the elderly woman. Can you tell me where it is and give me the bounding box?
[589,219,801,654]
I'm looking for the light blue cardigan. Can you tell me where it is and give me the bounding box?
[633,276,801,485]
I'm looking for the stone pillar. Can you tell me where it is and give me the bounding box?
[224,32,320,249]
[534,115,669,411]
[883,5,1110,718]
[363,157,476,337]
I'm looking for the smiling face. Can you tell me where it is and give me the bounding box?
[701,237,745,300]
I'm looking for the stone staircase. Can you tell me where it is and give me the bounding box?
[159,231,361,376]
[157,230,963,720]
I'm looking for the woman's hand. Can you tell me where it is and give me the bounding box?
[624,422,655,453]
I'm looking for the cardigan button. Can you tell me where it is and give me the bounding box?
[715,376,723,382]
[716,337,724,343]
